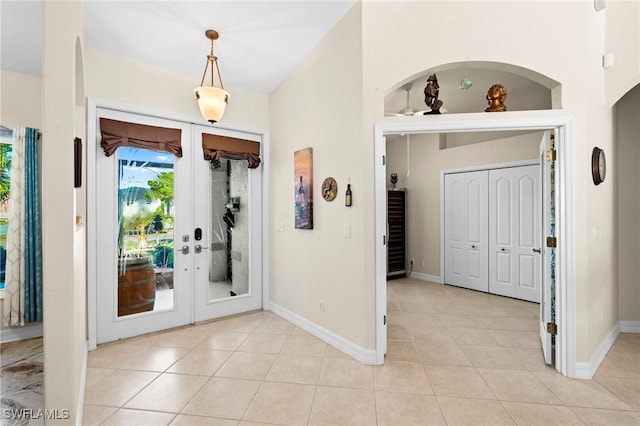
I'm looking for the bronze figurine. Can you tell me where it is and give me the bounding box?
[423,74,443,114]
[485,84,507,112]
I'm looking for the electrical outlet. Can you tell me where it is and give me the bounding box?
[421,259,425,266]
[319,300,325,313]
[410,258,415,264]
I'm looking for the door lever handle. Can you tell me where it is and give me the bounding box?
[194,244,208,254]
[533,248,542,254]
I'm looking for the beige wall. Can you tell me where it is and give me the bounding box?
[84,48,269,131]
[604,0,640,107]
[359,1,624,363]
[269,3,367,347]
[0,70,42,130]
[616,83,640,322]
[41,1,86,423]
[386,132,541,278]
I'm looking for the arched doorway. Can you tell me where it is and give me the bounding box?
[374,62,577,378]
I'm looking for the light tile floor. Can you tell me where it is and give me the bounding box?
[81,278,639,425]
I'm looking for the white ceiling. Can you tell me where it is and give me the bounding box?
[1,0,356,94]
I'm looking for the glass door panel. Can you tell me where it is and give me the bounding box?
[116,147,175,316]
[193,125,262,322]
[95,109,192,344]
[207,159,249,301]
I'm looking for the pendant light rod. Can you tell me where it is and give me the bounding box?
[199,29,224,89]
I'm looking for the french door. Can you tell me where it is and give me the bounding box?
[95,109,262,344]
[539,131,554,365]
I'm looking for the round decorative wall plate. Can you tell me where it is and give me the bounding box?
[591,147,606,185]
[321,177,338,201]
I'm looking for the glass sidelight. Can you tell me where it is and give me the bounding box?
[207,159,249,301]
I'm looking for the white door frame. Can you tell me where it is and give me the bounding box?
[374,111,576,378]
[87,98,270,350]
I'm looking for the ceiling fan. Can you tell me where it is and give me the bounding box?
[385,83,429,117]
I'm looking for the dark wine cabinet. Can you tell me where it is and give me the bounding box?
[387,189,407,279]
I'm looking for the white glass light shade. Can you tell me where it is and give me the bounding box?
[194,86,230,123]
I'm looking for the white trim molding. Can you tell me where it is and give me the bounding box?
[409,272,442,284]
[0,323,43,343]
[374,110,576,377]
[269,302,378,365]
[75,341,88,426]
[575,323,620,379]
[620,321,640,333]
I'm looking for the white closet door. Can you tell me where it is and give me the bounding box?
[489,165,540,302]
[444,171,488,292]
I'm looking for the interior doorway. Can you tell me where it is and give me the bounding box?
[374,112,577,378]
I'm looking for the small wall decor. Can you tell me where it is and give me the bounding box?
[294,148,313,229]
[321,177,338,201]
[485,84,507,112]
[591,146,606,185]
[390,173,398,189]
[345,183,352,207]
[74,137,82,188]
[423,74,443,114]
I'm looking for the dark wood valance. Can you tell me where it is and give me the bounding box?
[202,133,261,169]
[100,118,183,157]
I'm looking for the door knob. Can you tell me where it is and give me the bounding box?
[533,248,542,254]
[180,245,190,255]
[501,248,506,252]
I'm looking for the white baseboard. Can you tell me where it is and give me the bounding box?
[409,272,442,284]
[269,302,378,365]
[76,340,88,426]
[0,323,43,343]
[619,321,640,333]
[575,322,620,379]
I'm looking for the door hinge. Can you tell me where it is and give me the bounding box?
[546,148,556,162]
[546,322,557,335]
[546,236,557,248]
[382,155,386,166]
[383,315,387,325]
[383,235,386,245]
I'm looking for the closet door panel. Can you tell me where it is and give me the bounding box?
[445,171,488,292]
[445,175,467,286]
[465,171,488,292]
[489,168,516,298]
[514,167,540,302]
[489,166,540,302]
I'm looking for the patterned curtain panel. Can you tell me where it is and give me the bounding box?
[3,127,42,326]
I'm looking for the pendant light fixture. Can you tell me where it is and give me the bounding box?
[194,29,230,123]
